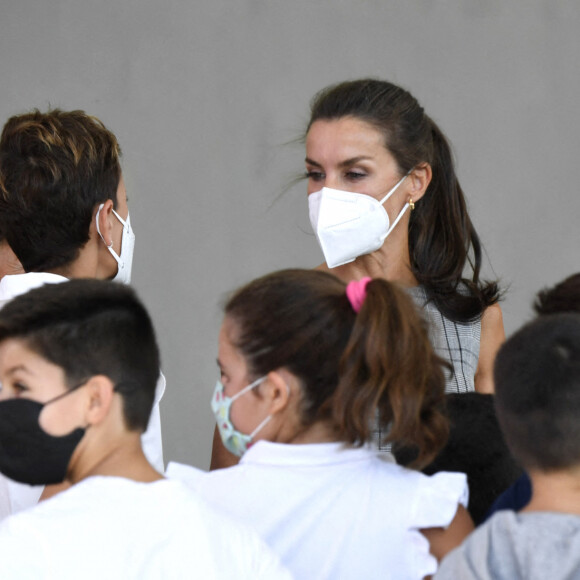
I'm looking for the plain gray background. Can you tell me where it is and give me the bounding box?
[1,1,578,469]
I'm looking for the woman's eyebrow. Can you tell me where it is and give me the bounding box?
[305,157,322,167]
[337,156,373,168]
[305,155,373,168]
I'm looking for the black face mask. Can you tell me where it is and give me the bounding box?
[0,383,87,485]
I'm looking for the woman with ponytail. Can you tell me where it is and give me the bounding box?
[168,269,472,579]
[304,79,503,397]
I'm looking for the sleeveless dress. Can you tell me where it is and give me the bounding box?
[407,286,481,394]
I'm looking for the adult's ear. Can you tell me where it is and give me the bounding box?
[407,162,432,203]
[83,375,116,426]
[94,199,115,247]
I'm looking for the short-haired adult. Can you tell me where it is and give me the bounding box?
[0,109,164,516]
[0,280,290,579]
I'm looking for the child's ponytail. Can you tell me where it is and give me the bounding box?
[334,279,449,468]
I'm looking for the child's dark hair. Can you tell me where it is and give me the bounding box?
[307,79,501,323]
[0,279,160,432]
[225,269,449,468]
[494,312,580,471]
[534,273,580,316]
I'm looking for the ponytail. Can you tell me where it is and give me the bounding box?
[408,118,501,322]
[333,279,449,468]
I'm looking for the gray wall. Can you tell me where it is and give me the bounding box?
[1,0,579,469]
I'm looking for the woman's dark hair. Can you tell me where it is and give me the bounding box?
[307,79,500,323]
[225,269,449,468]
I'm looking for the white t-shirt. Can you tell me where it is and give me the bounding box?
[0,476,291,579]
[0,273,166,518]
[168,441,468,580]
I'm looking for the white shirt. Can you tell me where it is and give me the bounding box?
[0,273,165,518]
[0,476,291,579]
[168,441,468,580]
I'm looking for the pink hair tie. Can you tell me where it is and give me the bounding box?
[346,277,372,313]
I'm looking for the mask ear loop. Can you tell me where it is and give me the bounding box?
[111,209,129,229]
[245,377,291,440]
[378,173,409,206]
[378,172,412,239]
[95,204,123,265]
[229,376,266,402]
[43,379,89,407]
[248,414,272,439]
[384,202,410,237]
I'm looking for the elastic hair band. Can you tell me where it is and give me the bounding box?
[346,277,372,313]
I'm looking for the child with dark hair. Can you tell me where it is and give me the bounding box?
[0,280,290,579]
[436,312,580,579]
[485,272,580,518]
[169,269,472,579]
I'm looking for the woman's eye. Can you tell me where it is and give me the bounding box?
[305,171,324,182]
[345,171,366,180]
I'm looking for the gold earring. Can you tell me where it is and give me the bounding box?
[409,199,415,210]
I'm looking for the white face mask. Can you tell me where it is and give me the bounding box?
[308,174,409,269]
[95,204,136,285]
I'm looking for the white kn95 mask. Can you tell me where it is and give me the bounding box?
[308,174,409,268]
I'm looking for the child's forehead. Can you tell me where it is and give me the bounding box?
[0,337,62,376]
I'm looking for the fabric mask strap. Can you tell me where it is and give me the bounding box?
[230,375,266,402]
[249,379,290,438]
[249,414,272,439]
[43,379,88,407]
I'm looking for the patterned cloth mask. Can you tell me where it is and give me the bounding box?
[211,377,271,457]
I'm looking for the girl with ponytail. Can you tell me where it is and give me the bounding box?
[168,269,472,579]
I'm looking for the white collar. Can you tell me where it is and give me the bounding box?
[240,440,390,467]
[0,272,68,301]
